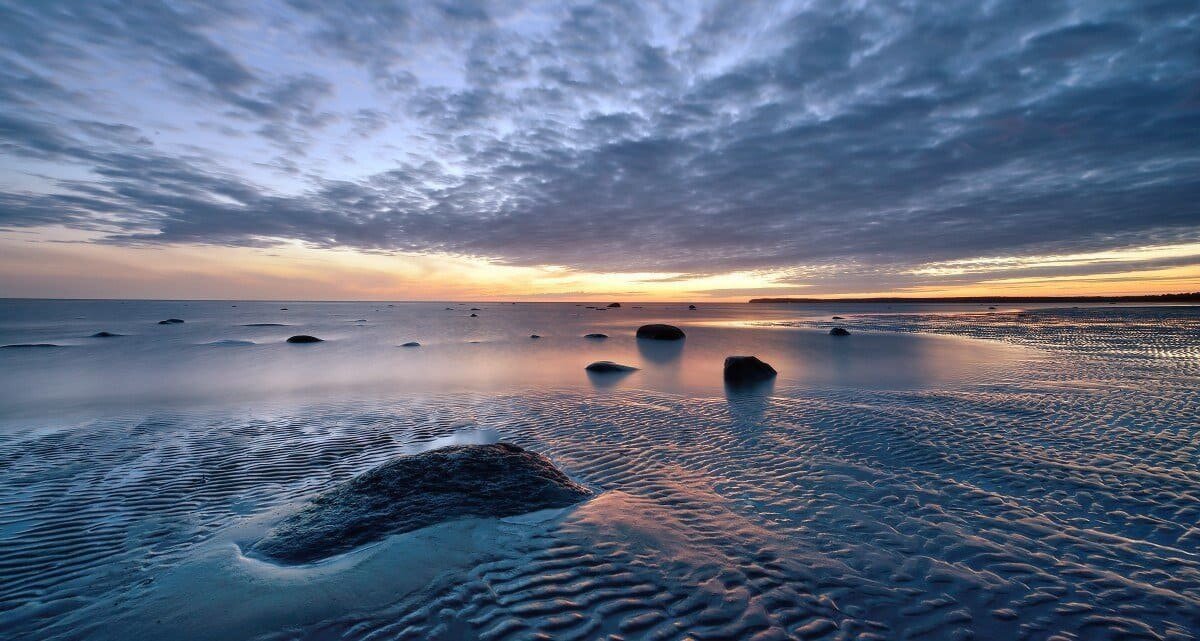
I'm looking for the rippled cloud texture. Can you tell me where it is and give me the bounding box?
[1,1,1198,298]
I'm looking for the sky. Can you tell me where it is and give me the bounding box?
[1,0,1198,301]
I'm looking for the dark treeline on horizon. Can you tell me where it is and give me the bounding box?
[749,293,1200,304]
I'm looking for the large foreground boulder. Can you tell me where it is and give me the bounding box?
[251,443,592,564]
[636,324,685,340]
[723,356,777,384]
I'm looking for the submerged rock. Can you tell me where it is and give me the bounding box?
[688,304,697,310]
[158,318,184,325]
[585,361,637,373]
[530,334,541,339]
[251,443,592,564]
[637,324,685,340]
[287,335,323,343]
[607,303,621,308]
[584,333,608,339]
[400,341,420,347]
[469,313,478,317]
[723,356,777,384]
[829,327,851,336]
[91,331,122,338]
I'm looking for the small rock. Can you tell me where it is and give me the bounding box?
[724,356,777,384]
[158,318,184,325]
[470,313,478,317]
[530,334,541,339]
[688,304,697,310]
[607,303,621,308]
[470,308,481,311]
[585,361,638,373]
[91,331,122,338]
[584,333,608,339]
[400,341,420,347]
[830,327,851,336]
[832,316,844,320]
[287,335,323,343]
[636,324,685,340]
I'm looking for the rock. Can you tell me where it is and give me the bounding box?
[829,327,851,336]
[988,306,997,310]
[585,361,637,373]
[280,308,289,311]
[1,343,59,349]
[287,335,323,343]
[445,307,454,310]
[723,356,777,384]
[688,304,697,310]
[584,333,608,339]
[607,303,621,308]
[470,308,481,311]
[530,334,541,339]
[243,323,287,327]
[158,318,184,325]
[400,341,420,347]
[250,443,592,564]
[832,316,844,320]
[470,313,478,317]
[91,331,122,338]
[636,324,685,340]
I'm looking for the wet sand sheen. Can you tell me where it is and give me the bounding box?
[0,301,1197,640]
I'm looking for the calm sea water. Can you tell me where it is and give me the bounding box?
[1,300,1197,640]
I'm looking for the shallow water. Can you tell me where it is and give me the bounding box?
[1,300,1198,640]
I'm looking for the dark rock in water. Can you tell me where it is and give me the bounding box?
[530,334,541,339]
[585,361,637,373]
[158,318,184,325]
[287,335,323,343]
[470,308,481,311]
[400,341,420,347]
[607,302,621,308]
[243,323,287,327]
[352,319,367,323]
[723,356,777,384]
[637,324,685,340]
[469,313,478,317]
[584,333,608,339]
[988,306,997,310]
[280,308,289,311]
[445,307,454,310]
[91,331,122,338]
[832,316,844,320]
[251,443,592,564]
[1,343,59,349]
[829,327,851,336]
[688,304,697,310]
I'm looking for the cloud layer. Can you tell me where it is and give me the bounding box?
[1,0,1198,288]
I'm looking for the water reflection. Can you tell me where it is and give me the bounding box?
[635,338,685,364]
[724,379,775,426]
[586,369,636,389]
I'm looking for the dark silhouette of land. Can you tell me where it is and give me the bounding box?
[750,292,1200,304]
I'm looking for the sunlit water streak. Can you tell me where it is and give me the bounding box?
[0,300,1197,640]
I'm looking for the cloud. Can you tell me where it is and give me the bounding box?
[0,0,1198,289]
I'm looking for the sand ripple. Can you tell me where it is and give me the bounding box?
[2,307,1198,640]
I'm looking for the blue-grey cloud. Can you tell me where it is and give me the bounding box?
[1,0,1198,283]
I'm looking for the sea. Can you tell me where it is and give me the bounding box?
[1,299,1197,640]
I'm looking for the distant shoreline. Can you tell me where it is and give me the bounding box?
[749,292,1200,304]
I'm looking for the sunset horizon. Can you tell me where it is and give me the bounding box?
[2,2,1198,640]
